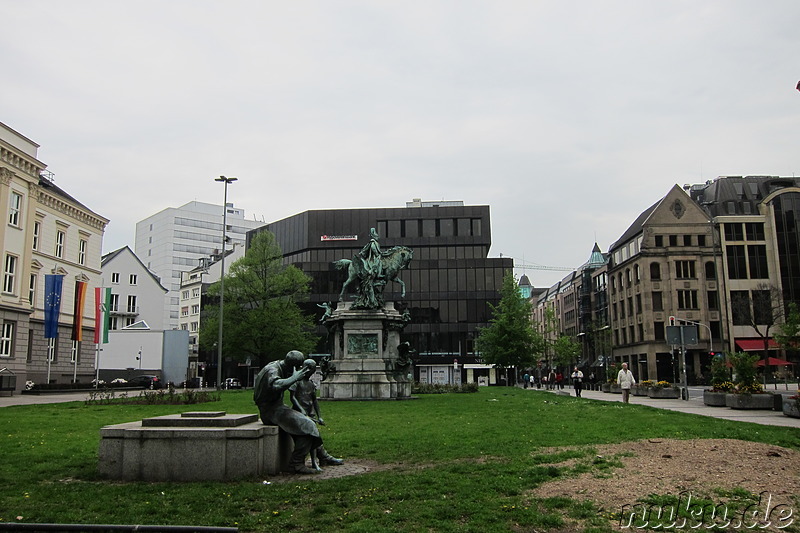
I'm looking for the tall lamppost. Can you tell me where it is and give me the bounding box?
[215,175,237,389]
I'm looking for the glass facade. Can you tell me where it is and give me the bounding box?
[249,205,512,358]
[772,192,800,307]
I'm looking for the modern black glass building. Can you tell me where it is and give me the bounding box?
[247,200,513,383]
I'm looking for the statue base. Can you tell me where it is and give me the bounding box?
[319,302,412,400]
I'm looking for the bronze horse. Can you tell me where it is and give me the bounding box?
[334,245,413,302]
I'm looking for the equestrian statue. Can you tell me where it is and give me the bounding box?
[334,228,413,309]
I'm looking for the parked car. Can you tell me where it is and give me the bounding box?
[127,375,162,390]
[224,378,242,390]
[178,377,202,389]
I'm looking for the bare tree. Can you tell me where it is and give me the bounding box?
[729,283,785,387]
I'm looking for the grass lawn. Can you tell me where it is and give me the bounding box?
[1,387,798,532]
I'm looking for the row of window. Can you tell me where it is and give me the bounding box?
[0,322,81,362]
[180,288,202,300]
[180,305,201,316]
[376,218,483,239]
[110,273,138,285]
[653,234,708,248]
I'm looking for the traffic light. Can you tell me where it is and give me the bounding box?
[669,316,676,326]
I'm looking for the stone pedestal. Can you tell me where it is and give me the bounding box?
[98,411,293,481]
[319,302,412,400]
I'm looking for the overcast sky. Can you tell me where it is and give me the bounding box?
[3,1,799,288]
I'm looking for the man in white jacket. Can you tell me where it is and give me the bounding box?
[616,362,636,403]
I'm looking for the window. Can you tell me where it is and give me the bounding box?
[747,245,769,279]
[8,192,22,226]
[71,341,79,363]
[109,317,119,330]
[745,223,765,241]
[705,261,716,280]
[654,235,663,247]
[78,240,87,266]
[675,260,696,279]
[55,230,65,258]
[698,235,706,247]
[669,235,678,246]
[191,304,199,314]
[29,274,36,306]
[677,290,698,309]
[752,290,773,324]
[683,235,692,246]
[109,293,119,312]
[192,288,200,298]
[707,290,719,310]
[652,292,663,312]
[724,223,744,241]
[654,321,665,341]
[181,290,190,300]
[650,262,661,280]
[3,255,17,294]
[32,221,41,250]
[190,321,198,332]
[111,272,120,284]
[0,322,13,357]
[127,295,137,313]
[181,307,189,317]
[726,245,748,279]
[129,274,137,285]
[731,291,751,325]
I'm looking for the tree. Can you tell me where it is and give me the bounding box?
[775,302,800,351]
[199,231,319,367]
[476,273,544,375]
[730,283,785,387]
[553,335,581,368]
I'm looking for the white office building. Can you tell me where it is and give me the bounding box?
[134,201,264,330]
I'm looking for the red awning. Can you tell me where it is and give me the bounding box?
[735,339,779,351]
[756,357,795,367]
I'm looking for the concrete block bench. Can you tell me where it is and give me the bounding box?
[98,411,293,481]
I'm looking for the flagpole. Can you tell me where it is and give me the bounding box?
[94,343,100,388]
[46,339,52,384]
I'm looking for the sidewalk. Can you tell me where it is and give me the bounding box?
[533,385,800,428]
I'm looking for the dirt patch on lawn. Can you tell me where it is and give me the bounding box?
[529,438,800,530]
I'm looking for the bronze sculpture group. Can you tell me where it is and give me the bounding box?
[253,228,415,473]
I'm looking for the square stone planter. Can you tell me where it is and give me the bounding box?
[783,398,800,418]
[632,386,649,397]
[610,384,622,394]
[601,384,611,393]
[703,390,728,407]
[725,393,775,410]
[647,387,680,399]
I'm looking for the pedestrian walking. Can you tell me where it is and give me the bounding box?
[617,362,636,403]
[571,366,584,397]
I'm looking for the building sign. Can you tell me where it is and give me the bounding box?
[321,234,358,242]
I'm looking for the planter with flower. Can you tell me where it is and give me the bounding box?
[704,381,735,407]
[703,354,732,406]
[725,352,774,410]
[633,380,653,396]
[647,380,680,399]
[783,391,800,418]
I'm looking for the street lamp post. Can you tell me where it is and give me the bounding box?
[214,175,237,390]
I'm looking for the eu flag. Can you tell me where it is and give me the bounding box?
[44,274,64,338]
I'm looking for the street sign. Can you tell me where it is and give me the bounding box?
[666,325,698,345]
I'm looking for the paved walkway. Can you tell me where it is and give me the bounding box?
[2,387,800,429]
[532,385,800,428]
